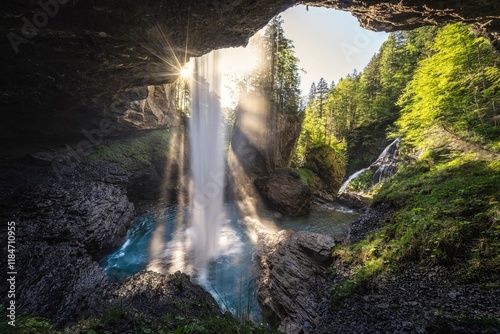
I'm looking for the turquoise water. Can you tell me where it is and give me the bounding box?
[100,202,358,321]
[279,202,358,235]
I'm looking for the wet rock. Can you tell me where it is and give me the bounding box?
[335,192,368,210]
[254,169,311,216]
[273,211,283,219]
[109,271,222,319]
[255,230,336,333]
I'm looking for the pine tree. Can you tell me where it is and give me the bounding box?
[263,16,302,114]
[308,82,316,104]
[316,77,329,119]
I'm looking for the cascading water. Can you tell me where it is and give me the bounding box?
[337,167,371,193]
[371,137,400,184]
[338,137,401,193]
[189,50,226,269]
[99,46,363,322]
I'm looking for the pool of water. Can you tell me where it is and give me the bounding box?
[279,202,358,235]
[100,202,358,321]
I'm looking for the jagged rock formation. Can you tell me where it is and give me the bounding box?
[0,156,210,327]
[1,0,499,156]
[254,169,311,216]
[109,271,222,319]
[0,163,134,325]
[256,230,337,333]
[305,1,499,39]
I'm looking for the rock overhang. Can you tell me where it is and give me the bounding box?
[0,0,498,154]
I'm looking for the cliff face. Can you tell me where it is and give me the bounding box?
[1,0,499,155]
[305,0,500,42]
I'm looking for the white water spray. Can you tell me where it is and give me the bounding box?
[338,137,401,193]
[189,51,226,269]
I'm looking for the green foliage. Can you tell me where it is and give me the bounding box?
[1,305,278,334]
[0,307,57,334]
[296,27,438,172]
[346,169,374,192]
[84,129,171,168]
[294,95,348,169]
[294,167,315,186]
[328,23,499,306]
[376,155,499,264]
[330,153,499,302]
[241,16,302,115]
[397,24,500,150]
[330,257,384,304]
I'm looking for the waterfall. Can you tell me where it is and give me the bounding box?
[190,50,226,268]
[371,137,400,184]
[338,137,400,193]
[337,167,370,193]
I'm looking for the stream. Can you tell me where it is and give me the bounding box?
[100,202,359,321]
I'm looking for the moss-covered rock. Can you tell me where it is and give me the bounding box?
[303,144,345,199]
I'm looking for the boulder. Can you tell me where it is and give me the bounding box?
[109,271,222,319]
[304,144,345,198]
[255,230,337,334]
[254,169,311,216]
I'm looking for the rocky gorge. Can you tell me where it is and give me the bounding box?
[1,0,500,333]
[0,138,207,327]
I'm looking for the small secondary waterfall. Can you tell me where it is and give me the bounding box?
[190,51,226,268]
[337,167,371,193]
[371,137,401,184]
[338,137,401,193]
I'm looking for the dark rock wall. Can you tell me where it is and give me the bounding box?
[231,104,303,178]
[0,163,134,325]
[304,0,500,44]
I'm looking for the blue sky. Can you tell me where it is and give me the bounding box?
[281,6,389,93]
[216,6,389,107]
